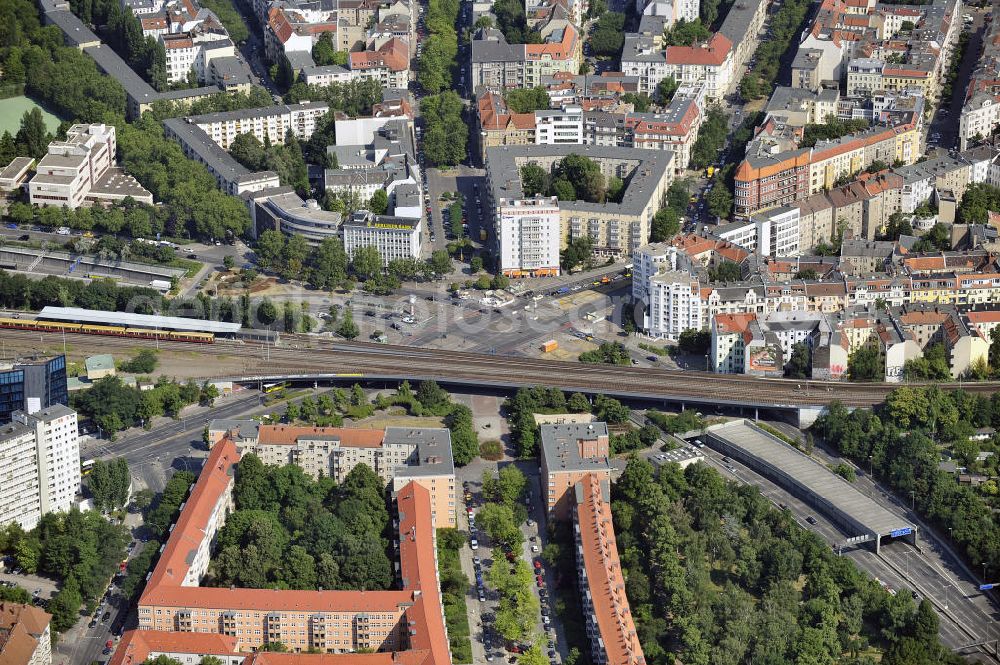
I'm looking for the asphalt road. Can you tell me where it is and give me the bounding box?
[929,7,987,151]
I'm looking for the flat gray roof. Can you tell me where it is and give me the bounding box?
[706,420,914,539]
[37,306,242,333]
[540,421,611,473]
[388,427,455,478]
[486,144,673,216]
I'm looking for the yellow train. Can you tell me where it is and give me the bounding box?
[0,317,215,343]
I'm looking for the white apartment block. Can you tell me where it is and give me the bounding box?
[716,206,801,257]
[0,405,80,530]
[535,106,584,145]
[342,211,421,265]
[13,405,80,517]
[643,270,704,339]
[29,124,114,209]
[960,94,1000,150]
[0,422,43,530]
[161,32,235,83]
[498,197,562,277]
[193,102,330,150]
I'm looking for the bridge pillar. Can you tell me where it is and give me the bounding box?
[754,407,759,422]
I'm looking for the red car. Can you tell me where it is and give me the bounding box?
[533,560,542,570]
[535,575,544,586]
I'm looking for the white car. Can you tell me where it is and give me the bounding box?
[470,539,479,550]
[531,545,539,553]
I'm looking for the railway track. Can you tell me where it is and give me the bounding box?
[7,328,1000,408]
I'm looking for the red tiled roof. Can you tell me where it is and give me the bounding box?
[665,33,732,66]
[715,313,756,334]
[525,24,577,60]
[574,475,645,665]
[130,438,450,665]
[0,603,50,665]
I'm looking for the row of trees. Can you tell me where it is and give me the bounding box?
[253,230,454,292]
[612,456,958,665]
[689,105,728,170]
[421,91,468,167]
[72,375,218,438]
[477,466,539,643]
[738,0,812,100]
[417,0,460,93]
[501,386,629,457]
[0,510,129,632]
[208,456,393,591]
[437,529,473,663]
[0,270,164,313]
[815,391,1000,576]
[6,196,175,241]
[148,88,275,121]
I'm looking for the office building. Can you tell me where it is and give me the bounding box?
[0,356,69,425]
[342,212,422,265]
[28,124,153,209]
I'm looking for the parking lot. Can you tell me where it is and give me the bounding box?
[460,472,564,664]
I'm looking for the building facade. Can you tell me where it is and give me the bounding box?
[540,422,612,520]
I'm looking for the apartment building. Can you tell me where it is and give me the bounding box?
[620,16,671,96]
[716,205,802,256]
[540,422,611,520]
[0,355,69,425]
[476,85,705,171]
[12,405,80,517]
[470,24,581,91]
[191,103,329,150]
[485,144,674,266]
[164,118,281,196]
[343,212,422,265]
[161,31,235,84]
[661,33,734,101]
[0,406,79,530]
[572,474,645,665]
[0,603,52,665]
[348,39,409,89]
[0,422,43,530]
[734,116,920,218]
[28,124,152,209]
[134,438,450,663]
[497,197,562,277]
[208,422,454,527]
[711,311,832,375]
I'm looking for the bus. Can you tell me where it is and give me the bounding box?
[263,382,288,394]
[81,459,96,476]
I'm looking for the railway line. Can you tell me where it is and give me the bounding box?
[6,327,1000,410]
